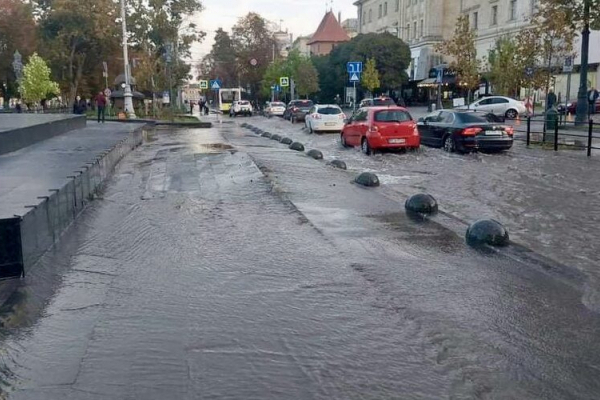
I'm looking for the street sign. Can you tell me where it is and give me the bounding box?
[525,67,534,78]
[104,88,111,98]
[280,77,289,87]
[199,80,208,89]
[209,79,222,91]
[250,58,258,66]
[349,72,360,82]
[274,84,281,92]
[347,62,363,74]
[563,56,573,73]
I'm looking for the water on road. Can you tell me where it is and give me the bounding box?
[0,123,599,399]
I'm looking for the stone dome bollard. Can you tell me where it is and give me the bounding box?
[289,142,305,151]
[261,132,272,138]
[327,160,347,170]
[306,149,323,160]
[466,219,510,247]
[280,137,293,145]
[405,194,438,215]
[271,134,282,141]
[355,172,380,187]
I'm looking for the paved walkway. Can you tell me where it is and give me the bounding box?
[0,122,145,219]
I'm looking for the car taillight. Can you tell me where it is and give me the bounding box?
[461,127,483,136]
[292,107,298,112]
[312,113,321,119]
[413,125,419,135]
[369,125,379,133]
[505,126,514,136]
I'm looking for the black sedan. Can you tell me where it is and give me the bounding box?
[417,110,514,153]
[283,99,314,123]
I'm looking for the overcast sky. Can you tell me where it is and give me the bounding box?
[189,0,356,63]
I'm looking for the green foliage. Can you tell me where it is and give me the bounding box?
[536,0,600,30]
[295,57,319,98]
[436,15,481,93]
[312,32,410,102]
[261,50,319,98]
[361,58,380,95]
[486,37,525,96]
[19,53,59,104]
[0,0,37,102]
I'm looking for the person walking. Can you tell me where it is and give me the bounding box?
[73,96,86,114]
[95,91,107,123]
[588,87,599,115]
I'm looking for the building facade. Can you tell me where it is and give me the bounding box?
[355,0,459,81]
[308,11,351,56]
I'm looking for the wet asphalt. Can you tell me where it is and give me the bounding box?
[0,121,599,399]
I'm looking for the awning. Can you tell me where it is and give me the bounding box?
[417,78,437,87]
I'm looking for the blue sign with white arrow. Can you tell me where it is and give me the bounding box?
[209,79,222,91]
[347,62,363,74]
[349,72,361,83]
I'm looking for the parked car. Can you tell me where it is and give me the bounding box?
[284,99,314,122]
[417,110,514,153]
[557,99,600,115]
[229,100,253,117]
[359,97,396,108]
[305,104,346,133]
[455,96,526,119]
[340,106,420,155]
[266,101,286,117]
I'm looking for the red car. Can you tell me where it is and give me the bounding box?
[340,106,420,155]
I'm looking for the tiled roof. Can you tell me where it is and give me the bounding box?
[308,11,350,45]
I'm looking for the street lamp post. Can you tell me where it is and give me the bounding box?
[120,0,136,119]
[575,0,590,125]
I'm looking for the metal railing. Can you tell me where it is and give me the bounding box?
[522,116,599,157]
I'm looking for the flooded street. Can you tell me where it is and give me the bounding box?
[1,123,600,399]
[245,113,600,312]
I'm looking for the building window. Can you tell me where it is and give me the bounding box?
[491,5,498,25]
[509,0,517,21]
[369,9,372,22]
[473,12,478,30]
[420,19,424,37]
[384,2,388,16]
[395,0,399,12]
[413,21,417,38]
[378,4,382,18]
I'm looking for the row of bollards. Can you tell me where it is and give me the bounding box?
[240,123,509,248]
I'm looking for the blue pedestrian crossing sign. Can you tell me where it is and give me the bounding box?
[209,79,222,91]
[271,84,281,92]
[349,73,360,83]
[347,62,363,74]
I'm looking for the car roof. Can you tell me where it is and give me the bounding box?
[316,104,341,107]
[368,106,408,111]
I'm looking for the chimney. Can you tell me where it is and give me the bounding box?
[338,11,341,23]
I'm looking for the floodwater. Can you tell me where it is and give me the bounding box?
[244,114,600,312]
[0,123,599,399]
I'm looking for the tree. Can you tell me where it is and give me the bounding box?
[295,58,319,98]
[37,0,120,104]
[199,28,238,86]
[535,0,600,30]
[0,0,37,103]
[231,13,277,101]
[436,15,481,103]
[19,53,59,105]
[312,33,410,103]
[361,58,380,95]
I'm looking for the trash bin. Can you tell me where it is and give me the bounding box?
[546,107,558,131]
[428,103,436,112]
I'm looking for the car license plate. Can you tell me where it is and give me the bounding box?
[388,138,406,144]
[325,122,337,126]
[485,130,502,136]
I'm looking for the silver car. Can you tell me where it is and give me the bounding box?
[455,96,527,119]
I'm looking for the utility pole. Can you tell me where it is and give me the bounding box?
[575,0,590,125]
[120,0,136,119]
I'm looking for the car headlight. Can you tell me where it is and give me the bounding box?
[567,103,572,107]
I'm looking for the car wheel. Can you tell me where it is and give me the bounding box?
[361,137,372,155]
[505,109,518,119]
[341,133,350,148]
[443,135,456,153]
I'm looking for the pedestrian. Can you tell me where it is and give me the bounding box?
[95,91,107,123]
[588,87,599,115]
[190,101,194,114]
[15,102,22,113]
[73,95,86,114]
[547,89,557,110]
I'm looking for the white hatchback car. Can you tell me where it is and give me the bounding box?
[229,100,253,117]
[456,96,526,119]
[305,104,346,133]
[267,101,286,117]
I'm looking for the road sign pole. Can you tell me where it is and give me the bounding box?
[353,81,356,113]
